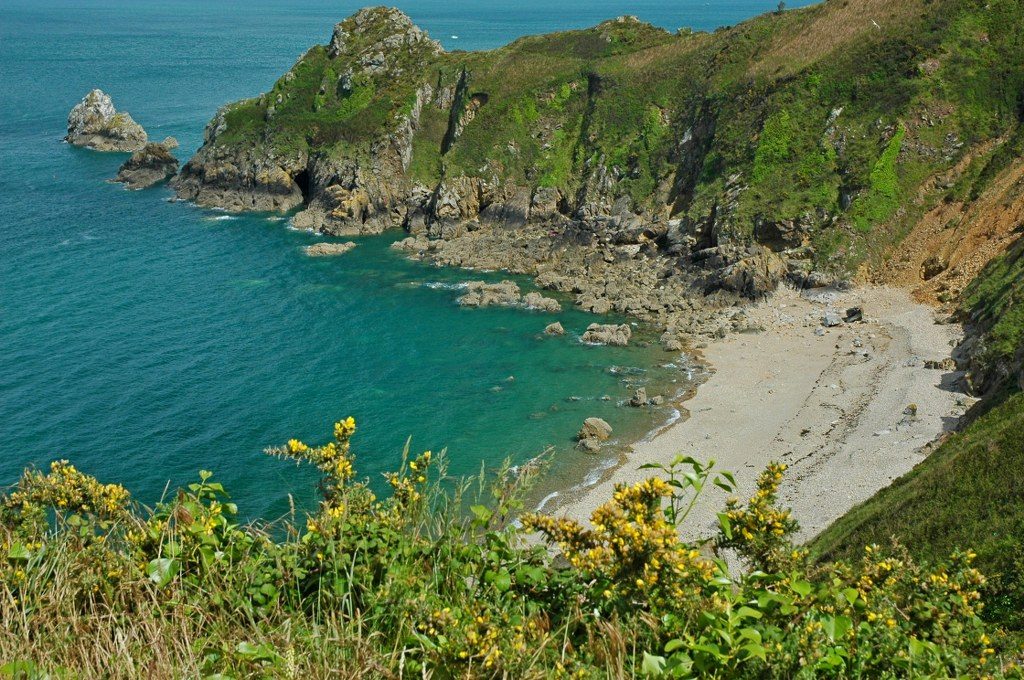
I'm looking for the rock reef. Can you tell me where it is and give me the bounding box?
[66,89,147,152]
[304,241,358,256]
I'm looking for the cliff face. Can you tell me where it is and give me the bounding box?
[175,1,1024,311]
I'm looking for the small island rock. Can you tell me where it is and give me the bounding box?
[113,141,179,189]
[66,89,147,152]
[304,241,358,257]
[544,321,565,336]
[582,323,632,347]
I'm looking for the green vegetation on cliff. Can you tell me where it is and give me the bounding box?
[194,0,1024,278]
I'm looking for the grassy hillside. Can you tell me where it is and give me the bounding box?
[199,0,1024,276]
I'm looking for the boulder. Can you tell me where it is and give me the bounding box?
[113,141,179,189]
[821,310,843,327]
[544,321,565,336]
[629,387,648,407]
[304,241,358,257]
[457,280,522,307]
[578,417,613,441]
[582,323,632,346]
[66,89,147,152]
[523,291,561,312]
[577,437,603,453]
[649,395,665,406]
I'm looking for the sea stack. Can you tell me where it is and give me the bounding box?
[66,89,147,152]
[113,138,179,189]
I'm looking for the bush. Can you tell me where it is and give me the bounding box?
[1,421,1021,677]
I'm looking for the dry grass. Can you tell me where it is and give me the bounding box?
[750,0,929,78]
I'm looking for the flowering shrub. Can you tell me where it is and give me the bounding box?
[1,421,1021,677]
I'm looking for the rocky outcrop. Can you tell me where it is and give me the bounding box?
[544,321,565,335]
[304,241,358,256]
[457,281,521,308]
[523,292,561,313]
[66,90,147,152]
[577,417,613,453]
[113,138,179,189]
[582,323,632,347]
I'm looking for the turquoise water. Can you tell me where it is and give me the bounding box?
[0,0,810,518]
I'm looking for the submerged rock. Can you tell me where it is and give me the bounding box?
[582,323,632,347]
[113,139,179,189]
[304,241,358,256]
[66,89,147,152]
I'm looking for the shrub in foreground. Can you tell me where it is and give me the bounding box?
[1,419,1020,678]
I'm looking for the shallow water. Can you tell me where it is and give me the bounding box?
[0,0,812,518]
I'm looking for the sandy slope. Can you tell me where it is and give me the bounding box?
[554,285,972,542]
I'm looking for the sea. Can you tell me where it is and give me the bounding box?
[0,0,812,519]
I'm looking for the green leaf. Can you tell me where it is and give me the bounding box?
[641,652,666,675]
[146,558,180,589]
[841,588,859,605]
[736,606,763,620]
[7,543,30,562]
[664,639,686,653]
[717,513,733,539]
[791,579,812,597]
[469,505,492,524]
[741,643,767,661]
[492,569,512,592]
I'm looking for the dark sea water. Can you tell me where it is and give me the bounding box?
[0,0,811,518]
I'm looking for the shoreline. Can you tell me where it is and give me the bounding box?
[550,284,971,543]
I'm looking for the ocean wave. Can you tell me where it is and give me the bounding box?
[205,215,238,222]
[418,281,470,291]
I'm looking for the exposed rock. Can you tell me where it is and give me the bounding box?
[924,358,957,371]
[649,395,665,406]
[921,255,948,281]
[629,387,648,407]
[66,89,147,152]
[582,323,632,346]
[822,311,843,327]
[844,307,864,323]
[577,437,603,453]
[457,280,521,307]
[578,417,613,441]
[523,291,561,312]
[660,331,684,351]
[544,321,565,335]
[304,241,358,256]
[113,141,179,189]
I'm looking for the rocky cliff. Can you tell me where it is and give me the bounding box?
[174,1,1024,335]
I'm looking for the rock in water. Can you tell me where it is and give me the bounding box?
[582,323,632,346]
[523,291,561,313]
[544,321,565,336]
[578,417,613,441]
[304,241,358,257]
[629,387,648,407]
[113,141,179,189]
[66,89,147,152]
[457,280,522,307]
